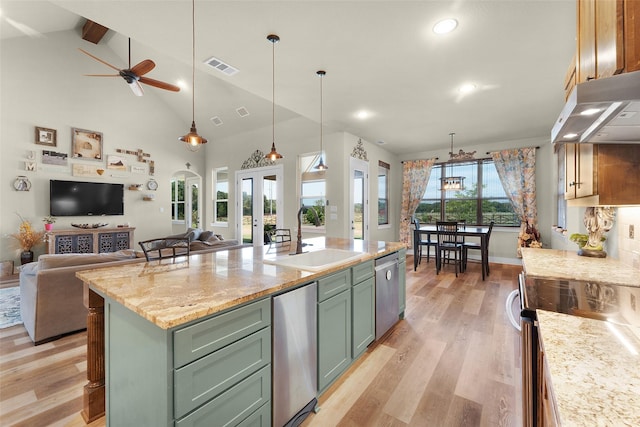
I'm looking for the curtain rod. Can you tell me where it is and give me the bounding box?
[401,157,439,163]
[485,146,540,155]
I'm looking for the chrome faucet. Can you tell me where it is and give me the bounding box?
[296,206,320,254]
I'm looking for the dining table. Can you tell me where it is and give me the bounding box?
[413,225,491,280]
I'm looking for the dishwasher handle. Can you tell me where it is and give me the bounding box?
[374,260,397,272]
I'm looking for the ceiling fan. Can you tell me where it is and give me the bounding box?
[78,39,180,96]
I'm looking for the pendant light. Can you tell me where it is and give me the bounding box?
[178,0,208,151]
[315,70,328,170]
[265,34,283,161]
[440,132,465,191]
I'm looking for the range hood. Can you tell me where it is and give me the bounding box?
[551,70,640,144]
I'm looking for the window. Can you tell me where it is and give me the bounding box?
[378,161,390,225]
[299,152,326,227]
[171,176,186,222]
[415,159,518,226]
[213,167,228,225]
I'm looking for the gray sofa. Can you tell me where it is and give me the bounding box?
[19,234,246,344]
[19,250,143,344]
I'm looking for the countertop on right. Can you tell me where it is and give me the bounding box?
[520,248,639,287]
[537,309,640,426]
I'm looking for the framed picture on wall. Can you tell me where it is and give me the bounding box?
[107,155,127,171]
[71,127,103,161]
[35,126,57,147]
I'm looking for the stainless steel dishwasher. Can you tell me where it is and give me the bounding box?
[273,282,318,427]
[375,252,400,340]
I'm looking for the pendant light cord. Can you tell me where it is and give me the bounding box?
[191,0,195,123]
[272,37,275,144]
[320,73,323,153]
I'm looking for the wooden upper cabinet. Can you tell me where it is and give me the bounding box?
[576,0,638,83]
[624,0,640,72]
[565,144,640,206]
[594,0,625,78]
[577,0,597,82]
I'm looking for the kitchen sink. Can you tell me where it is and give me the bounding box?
[264,248,365,271]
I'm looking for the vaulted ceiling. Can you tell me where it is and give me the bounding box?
[1,0,576,154]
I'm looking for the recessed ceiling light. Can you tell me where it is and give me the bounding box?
[580,108,601,116]
[356,110,370,120]
[459,83,476,93]
[176,80,189,91]
[433,19,458,34]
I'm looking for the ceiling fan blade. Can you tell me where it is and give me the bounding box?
[139,76,181,92]
[78,48,121,72]
[130,59,155,76]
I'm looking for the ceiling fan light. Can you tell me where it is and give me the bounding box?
[126,80,144,96]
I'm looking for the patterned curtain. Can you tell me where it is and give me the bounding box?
[490,147,540,256]
[399,159,435,247]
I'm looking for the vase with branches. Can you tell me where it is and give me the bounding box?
[12,213,44,264]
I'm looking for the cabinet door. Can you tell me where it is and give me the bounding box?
[577,0,596,82]
[564,143,578,199]
[626,0,640,72]
[565,143,596,200]
[576,144,596,199]
[318,290,352,391]
[398,260,406,315]
[595,0,625,78]
[352,277,374,359]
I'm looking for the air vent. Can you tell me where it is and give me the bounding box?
[210,116,223,126]
[203,56,239,76]
[236,107,250,117]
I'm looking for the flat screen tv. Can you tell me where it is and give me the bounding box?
[50,180,124,216]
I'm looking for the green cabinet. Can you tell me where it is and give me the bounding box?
[318,285,352,392]
[317,260,375,393]
[102,297,271,427]
[398,249,407,316]
[352,276,375,358]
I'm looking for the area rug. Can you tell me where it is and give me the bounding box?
[0,286,22,328]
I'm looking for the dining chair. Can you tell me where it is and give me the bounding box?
[268,228,292,249]
[462,221,494,277]
[413,218,437,269]
[139,237,190,261]
[436,221,464,277]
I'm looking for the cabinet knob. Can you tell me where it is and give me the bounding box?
[569,181,582,187]
[586,76,595,81]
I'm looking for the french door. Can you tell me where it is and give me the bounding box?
[349,157,369,240]
[235,165,284,247]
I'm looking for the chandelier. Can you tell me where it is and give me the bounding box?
[440,132,465,191]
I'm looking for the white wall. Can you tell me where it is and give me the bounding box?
[205,117,401,243]
[1,30,205,265]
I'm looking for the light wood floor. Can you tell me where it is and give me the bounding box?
[0,258,522,426]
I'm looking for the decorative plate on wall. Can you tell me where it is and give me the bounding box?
[13,176,31,191]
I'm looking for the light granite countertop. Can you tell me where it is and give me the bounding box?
[77,237,405,329]
[537,310,640,426]
[521,248,639,287]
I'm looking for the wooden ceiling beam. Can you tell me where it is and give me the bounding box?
[81,20,109,44]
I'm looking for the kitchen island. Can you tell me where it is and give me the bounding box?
[76,237,405,426]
